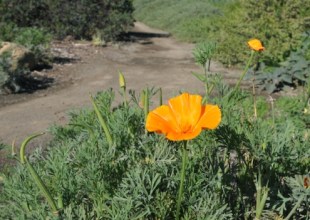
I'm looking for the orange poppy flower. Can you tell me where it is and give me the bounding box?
[146,93,221,141]
[248,39,265,51]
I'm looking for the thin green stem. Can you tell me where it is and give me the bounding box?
[159,88,163,106]
[24,157,59,216]
[255,172,269,219]
[118,71,127,108]
[144,89,149,134]
[176,141,188,220]
[20,133,59,216]
[207,58,211,72]
[204,62,209,97]
[20,133,45,164]
[234,50,255,91]
[269,96,275,128]
[284,195,304,220]
[11,139,16,157]
[122,88,128,108]
[252,72,257,119]
[90,95,113,148]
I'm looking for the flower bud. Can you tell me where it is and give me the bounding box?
[118,71,126,89]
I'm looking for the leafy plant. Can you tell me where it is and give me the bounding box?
[211,0,310,67]
[249,34,310,93]
[276,175,310,219]
[193,41,217,71]
[0,0,134,41]
[0,77,309,219]
[0,22,53,71]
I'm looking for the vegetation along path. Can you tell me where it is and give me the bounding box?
[0,22,241,148]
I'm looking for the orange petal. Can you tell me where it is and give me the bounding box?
[166,126,202,141]
[168,93,202,132]
[248,39,264,51]
[146,105,179,134]
[188,94,203,127]
[196,104,221,130]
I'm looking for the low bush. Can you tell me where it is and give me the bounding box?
[0,23,52,93]
[0,75,309,218]
[0,0,134,40]
[212,0,310,66]
[0,22,52,63]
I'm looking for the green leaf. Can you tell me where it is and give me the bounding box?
[281,73,292,84]
[265,83,277,94]
[191,72,207,83]
[293,71,307,81]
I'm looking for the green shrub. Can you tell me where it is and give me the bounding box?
[0,22,51,46]
[0,81,309,218]
[133,0,231,42]
[0,23,52,92]
[0,0,134,40]
[0,0,51,28]
[208,0,310,66]
[134,0,310,67]
[0,22,19,43]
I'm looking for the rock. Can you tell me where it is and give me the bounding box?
[0,42,36,71]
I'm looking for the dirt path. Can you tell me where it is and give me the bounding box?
[0,22,240,149]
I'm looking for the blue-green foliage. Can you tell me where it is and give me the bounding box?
[0,83,309,219]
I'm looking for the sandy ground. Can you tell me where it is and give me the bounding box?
[0,22,241,162]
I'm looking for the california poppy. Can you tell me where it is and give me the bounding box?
[248,39,265,51]
[146,93,221,141]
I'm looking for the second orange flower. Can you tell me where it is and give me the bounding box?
[146,93,221,141]
[247,39,265,52]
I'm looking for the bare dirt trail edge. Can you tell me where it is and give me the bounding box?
[0,22,240,148]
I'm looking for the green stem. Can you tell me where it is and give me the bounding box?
[284,195,304,220]
[144,89,149,134]
[20,133,59,216]
[255,172,269,219]
[118,71,127,108]
[270,96,275,128]
[252,73,257,119]
[90,95,113,148]
[159,88,163,106]
[122,88,128,108]
[176,141,188,220]
[20,133,45,164]
[207,58,211,72]
[204,62,209,97]
[234,50,255,91]
[24,157,59,216]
